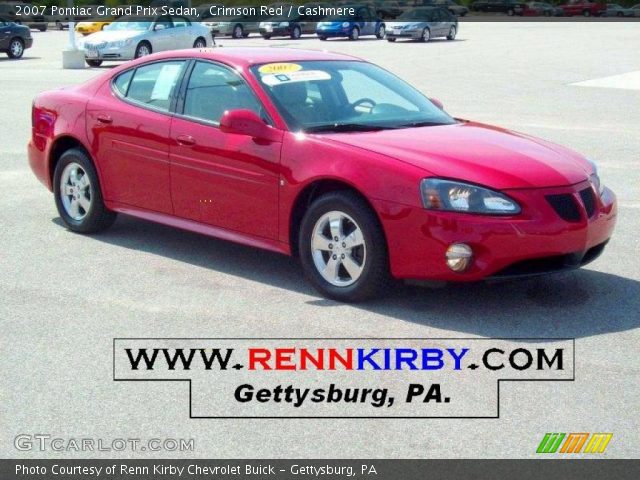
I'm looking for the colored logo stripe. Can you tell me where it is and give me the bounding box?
[560,433,589,453]
[537,433,613,454]
[584,433,613,453]
[537,433,565,453]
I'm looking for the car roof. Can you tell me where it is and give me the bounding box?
[142,47,363,68]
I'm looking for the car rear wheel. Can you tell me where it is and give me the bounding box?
[376,24,385,39]
[299,191,389,302]
[421,27,430,42]
[387,37,396,42]
[447,25,456,40]
[134,41,151,58]
[193,37,207,48]
[319,35,327,40]
[232,24,244,38]
[507,8,515,16]
[291,26,301,39]
[262,34,271,39]
[7,38,24,59]
[583,9,591,16]
[86,59,103,67]
[53,149,117,233]
[349,27,359,40]
[56,21,64,30]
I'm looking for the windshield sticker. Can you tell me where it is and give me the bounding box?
[261,70,331,86]
[258,63,303,75]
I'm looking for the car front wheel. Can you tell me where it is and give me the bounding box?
[299,191,389,302]
[134,41,151,58]
[447,25,456,40]
[349,27,359,40]
[193,37,207,48]
[86,59,103,67]
[7,38,24,59]
[53,149,117,233]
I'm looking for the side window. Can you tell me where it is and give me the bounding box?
[154,15,173,29]
[182,61,263,125]
[113,69,134,96]
[172,16,190,27]
[125,61,185,112]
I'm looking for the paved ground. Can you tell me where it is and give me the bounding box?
[1,23,639,459]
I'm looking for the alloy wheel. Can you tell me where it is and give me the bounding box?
[10,39,24,58]
[311,211,366,287]
[60,162,92,221]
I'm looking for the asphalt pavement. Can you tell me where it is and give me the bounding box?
[0,23,638,458]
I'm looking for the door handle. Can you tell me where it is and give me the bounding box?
[176,134,196,146]
[96,114,112,124]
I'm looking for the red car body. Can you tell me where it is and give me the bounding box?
[29,48,616,283]
[559,1,606,16]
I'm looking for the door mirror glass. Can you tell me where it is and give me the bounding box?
[430,98,444,110]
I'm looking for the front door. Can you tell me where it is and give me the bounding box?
[169,60,281,239]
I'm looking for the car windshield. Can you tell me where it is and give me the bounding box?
[105,17,154,31]
[252,60,455,132]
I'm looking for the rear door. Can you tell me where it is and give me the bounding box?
[171,15,193,47]
[168,60,281,238]
[86,60,187,213]
[0,19,10,50]
[150,15,176,52]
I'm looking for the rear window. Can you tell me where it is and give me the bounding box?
[113,69,134,96]
[115,61,186,112]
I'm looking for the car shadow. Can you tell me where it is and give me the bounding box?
[52,215,640,340]
[0,56,41,62]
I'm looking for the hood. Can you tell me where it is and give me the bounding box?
[323,122,592,189]
[83,29,145,43]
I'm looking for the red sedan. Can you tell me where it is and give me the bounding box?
[28,48,617,302]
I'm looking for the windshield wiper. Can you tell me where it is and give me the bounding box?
[397,121,451,128]
[304,123,395,133]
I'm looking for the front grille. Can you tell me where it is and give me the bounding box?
[579,187,596,218]
[546,194,581,222]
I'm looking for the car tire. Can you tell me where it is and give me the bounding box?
[38,25,47,32]
[319,35,327,40]
[86,59,103,67]
[349,27,359,41]
[387,37,396,42]
[56,21,63,30]
[507,8,515,16]
[53,148,117,234]
[232,24,244,38]
[617,11,623,16]
[291,26,301,39]
[446,25,456,40]
[7,38,24,59]
[262,34,271,39]
[193,37,207,48]
[420,27,430,42]
[298,191,389,302]
[583,9,591,16]
[376,24,385,39]
[134,41,152,58]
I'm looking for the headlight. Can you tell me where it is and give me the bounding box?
[587,159,605,196]
[342,22,350,28]
[279,22,289,27]
[420,178,521,215]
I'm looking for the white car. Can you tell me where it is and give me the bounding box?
[83,15,212,67]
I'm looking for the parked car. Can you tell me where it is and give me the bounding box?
[0,3,47,31]
[206,7,260,38]
[386,7,457,42]
[75,21,114,36]
[633,4,640,16]
[412,0,469,17]
[28,48,617,301]
[559,0,606,16]
[316,5,386,40]
[259,9,326,39]
[603,3,635,16]
[471,0,526,15]
[82,15,212,67]
[523,1,564,15]
[0,15,32,58]
[369,0,404,18]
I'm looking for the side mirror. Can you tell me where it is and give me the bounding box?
[430,97,444,110]
[220,109,281,143]
[154,23,166,31]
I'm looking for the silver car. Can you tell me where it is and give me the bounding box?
[386,6,457,42]
[83,15,212,67]
[207,7,261,38]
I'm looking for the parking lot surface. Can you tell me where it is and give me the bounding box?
[1,23,639,458]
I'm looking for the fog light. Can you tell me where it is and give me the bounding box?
[446,243,473,272]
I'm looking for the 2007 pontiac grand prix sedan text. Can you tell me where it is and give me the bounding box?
[28,48,617,302]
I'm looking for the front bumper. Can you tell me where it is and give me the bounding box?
[84,44,135,61]
[316,27,350,38]
[260,26,290,37]
[375,180,617,281]
[386,29,421,39]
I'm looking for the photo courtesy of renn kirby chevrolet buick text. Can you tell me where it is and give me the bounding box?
[28,47,617,302]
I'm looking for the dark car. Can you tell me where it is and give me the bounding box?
[471,0,526,15]
[0,3,47,31]
[259,10,326,39]
[0,16,32,58]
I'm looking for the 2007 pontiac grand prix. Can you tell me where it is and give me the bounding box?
[28,48,617,302]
